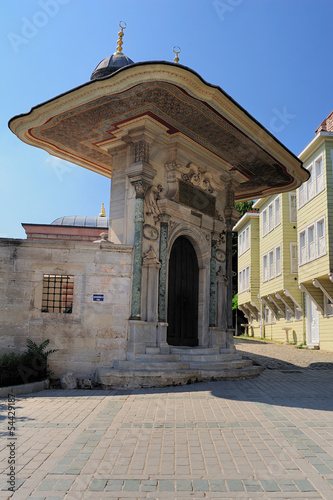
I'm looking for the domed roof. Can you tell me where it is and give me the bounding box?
[51,216,109,228]
[91,52,134,80]
[90,22,134,81]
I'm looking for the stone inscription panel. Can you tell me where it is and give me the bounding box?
[177,181,216,217]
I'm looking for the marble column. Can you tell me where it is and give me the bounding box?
[209,239,217,327]
[158,214,170,322]
[130,180,147,319]
[216,265,228,330]
[226,226,233,330]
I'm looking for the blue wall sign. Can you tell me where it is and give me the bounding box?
[93,294,104,302]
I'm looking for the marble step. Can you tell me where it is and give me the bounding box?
[113,359,191,371]
[97,368,200,389]
[136,354,182,362]
[198,365,264,381]
[190,359,253,370]
[96,365,263,389]
[176,353,242,362]
[171,347,220,355]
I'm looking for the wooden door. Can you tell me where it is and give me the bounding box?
[167,236,199,346]
[306,295,320,345]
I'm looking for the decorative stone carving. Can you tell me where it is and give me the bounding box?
[225,183,235,207]
[216,249,226,263]
[133,140,150,163]
[215,210,226,226]
[142,247,161,268]
[216,266,228,283]
[164,161,179,200]
[143,224,159,241]
[218,230,226,245]
[182,163,214,193]
[144,184,163,220]
[132,179,149,199]
[169,220,179,230]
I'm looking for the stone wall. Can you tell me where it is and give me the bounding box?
[0,238,133,380]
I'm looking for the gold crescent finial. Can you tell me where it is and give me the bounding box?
[99,203,106,217]
[115,21,127,55]
[173,46,181,63]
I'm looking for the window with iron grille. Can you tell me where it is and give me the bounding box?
[42,275,74,313]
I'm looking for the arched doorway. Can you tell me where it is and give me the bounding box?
[167,236,199,346]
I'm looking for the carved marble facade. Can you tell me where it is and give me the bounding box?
[105,132,239,357]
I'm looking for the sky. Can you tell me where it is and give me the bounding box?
[1,0,332,239]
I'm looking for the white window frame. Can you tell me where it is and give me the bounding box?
[307,164,315,201]
[245,226,249,252]
[298,216,326,265]
[268,203,274,232]
[298,182,306,208]
[289,193,297,222]
[299,230,306,265]
[307,224,316,261]
[239,266,250,293]
[239,226,250,256]
[262,209,267,237]
[317,217,326,257]
[269,250,274,280]
[290,242,298,273]
[263,254,268,282]
[238,269,243,293]
[245,266,250,291]
[238,232,243,255]
[275,196,281,227]
[315,155,324,194]
[275,245,281,276]
[298,155,325,209]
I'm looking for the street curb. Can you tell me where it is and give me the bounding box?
[0,379,49,398]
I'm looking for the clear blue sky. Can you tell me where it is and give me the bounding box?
[1,0,332,238]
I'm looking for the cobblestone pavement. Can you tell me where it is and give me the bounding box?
[234,337,333,371]
[1,342,333,499]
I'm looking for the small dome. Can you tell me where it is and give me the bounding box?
[51,216,109,228]
[91,52,134,80]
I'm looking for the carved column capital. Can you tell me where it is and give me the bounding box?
[132,179,149,199]
[159,213,171,225]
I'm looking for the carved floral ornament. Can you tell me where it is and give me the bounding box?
[181,163,216,194]
[164,161,219,200]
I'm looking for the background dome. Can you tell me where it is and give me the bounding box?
[51,216,109,228]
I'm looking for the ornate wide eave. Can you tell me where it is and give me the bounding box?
[8,61,308,201]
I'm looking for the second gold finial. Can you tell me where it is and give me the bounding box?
[173,46,181,63]
[99,203,106,217]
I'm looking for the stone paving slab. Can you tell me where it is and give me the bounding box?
[1,342,333,499]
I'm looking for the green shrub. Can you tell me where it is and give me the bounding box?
[0,339,58,388]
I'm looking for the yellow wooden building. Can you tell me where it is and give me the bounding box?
[297,111,333,351]
[235,111,333,351]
